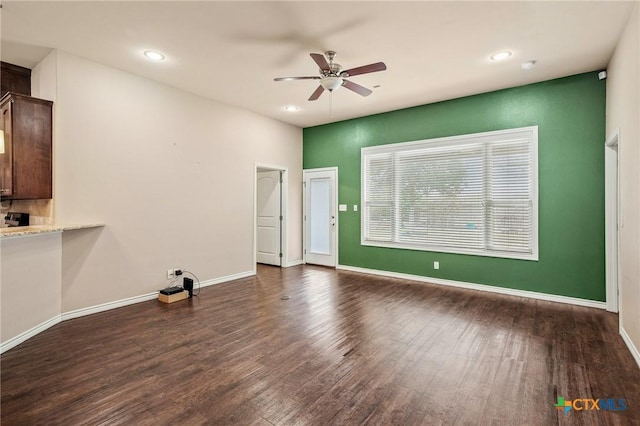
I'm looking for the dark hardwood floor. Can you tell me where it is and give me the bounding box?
[2,265,639,425]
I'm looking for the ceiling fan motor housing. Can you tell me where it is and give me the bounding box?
[320,63,343,77]
[320,51,343,77]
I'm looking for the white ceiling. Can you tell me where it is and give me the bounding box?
[0,1,635,128]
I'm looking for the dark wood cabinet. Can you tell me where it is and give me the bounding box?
[1,62,31,97]
[0,93,53,200]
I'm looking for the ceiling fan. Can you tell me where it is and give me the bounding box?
[274,51,387,101]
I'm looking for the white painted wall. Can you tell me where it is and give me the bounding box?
[1,233,62,344]
[43,50,302,312]
[31,50,57,103]
[606,4,640,361]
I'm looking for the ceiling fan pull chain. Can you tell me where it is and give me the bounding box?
[330,91,334,118]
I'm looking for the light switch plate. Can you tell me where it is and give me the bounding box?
[353,205,358,211]
[339,204,347,212]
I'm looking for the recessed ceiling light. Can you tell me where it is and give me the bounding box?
[283,105,300,112]
[144,50,165,61]
[490,51,512,61]
[521,60,537,71]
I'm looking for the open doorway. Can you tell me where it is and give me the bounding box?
[254,163,288,268]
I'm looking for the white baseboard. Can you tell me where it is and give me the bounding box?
[337,264,607,310]
[620,326,640,368]
[285,259,304,267]
[2,270,257,354]
[197,270,255,289]
[61,292,159,321]
[62,271,256,319]
[1,315,61,354]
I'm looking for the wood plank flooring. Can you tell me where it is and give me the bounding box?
[2,265,639,425]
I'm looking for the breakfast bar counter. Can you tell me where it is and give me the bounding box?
[0,223,105,239]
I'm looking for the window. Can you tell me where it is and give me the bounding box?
[361,126,538,260]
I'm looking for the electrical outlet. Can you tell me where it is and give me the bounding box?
[434,261,440,270]
[167,269,175,279]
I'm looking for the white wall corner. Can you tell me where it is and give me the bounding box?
[0,315,61,355]
[31,49,58,102]
[620,326,640,368]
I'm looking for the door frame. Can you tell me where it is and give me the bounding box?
[605,129,620,313]
[254,163,288,272]
[303,167,339,267]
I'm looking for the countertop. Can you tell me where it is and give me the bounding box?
[0,223,105,239]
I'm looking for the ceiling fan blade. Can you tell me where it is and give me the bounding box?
[310,53,330,71]
[341,62,387,77]
[308,85,325,101]
[274,76,321,81]
[342,79,373,97]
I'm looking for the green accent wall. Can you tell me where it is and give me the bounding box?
[303,72,606,301]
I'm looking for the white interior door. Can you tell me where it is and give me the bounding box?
[257,170,282,266]
[304,168,337,267]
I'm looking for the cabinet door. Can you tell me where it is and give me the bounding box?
[0,94,53,200]
[12,97,52,199]
[0,101,13,197]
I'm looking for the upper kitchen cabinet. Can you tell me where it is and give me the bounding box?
[1,62,31,97]
[1,93,53,200]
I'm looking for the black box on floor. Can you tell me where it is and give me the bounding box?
[160,286,183,295]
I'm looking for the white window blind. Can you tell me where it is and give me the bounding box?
[361,126,538,260]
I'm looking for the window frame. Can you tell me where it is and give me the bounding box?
[361,126,539,261]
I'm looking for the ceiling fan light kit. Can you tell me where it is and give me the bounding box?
[274,50,387,101]
[320,76,343,91]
